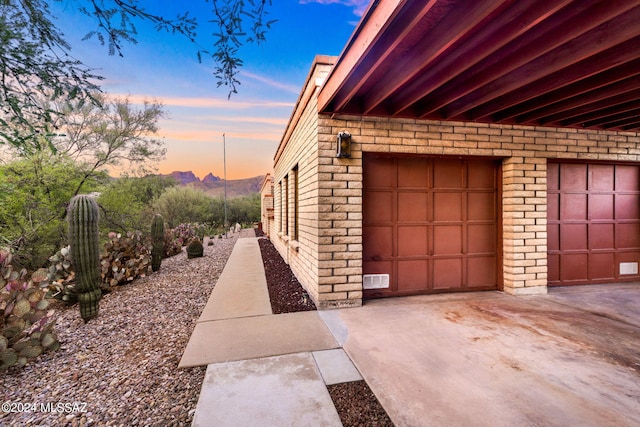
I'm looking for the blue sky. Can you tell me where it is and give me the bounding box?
[48,0,366,179]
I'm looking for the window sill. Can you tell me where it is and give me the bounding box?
[290,240,300,252]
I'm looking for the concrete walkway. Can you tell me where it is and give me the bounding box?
[180,238,358,426]
[182,236,640,426]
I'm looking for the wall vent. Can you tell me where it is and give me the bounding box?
[619,262,638,275]
[363,274,390,289]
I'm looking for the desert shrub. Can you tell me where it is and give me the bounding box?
[153,186,213,227]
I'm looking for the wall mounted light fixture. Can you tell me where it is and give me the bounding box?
[336,131,352,158]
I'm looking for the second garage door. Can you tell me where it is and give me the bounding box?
[363,154,500,298]
[548,162,640,286]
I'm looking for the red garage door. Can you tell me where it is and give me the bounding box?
[548,162,640,286]
[363,154,500,298]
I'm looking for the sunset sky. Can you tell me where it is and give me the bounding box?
[49,0,366,180]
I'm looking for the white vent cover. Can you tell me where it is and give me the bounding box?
[619,262,638,275]
[363,274,390,289]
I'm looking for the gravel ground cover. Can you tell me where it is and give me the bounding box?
[327,381,394,427]
[257,237,316,313]
[2,229,393,426]
[1,230,248,426]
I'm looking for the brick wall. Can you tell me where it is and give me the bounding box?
[270,65,640,308]
[314,116,640,303]
[271,58,335,307]
[260,174,274,237]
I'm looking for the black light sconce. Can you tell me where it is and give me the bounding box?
[336,131,352,158]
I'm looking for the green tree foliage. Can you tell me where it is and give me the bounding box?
[1,0,275,151]
[152,186,213,228]
[0,93,167,268]
[53,94,167,185]
[0,152,107,269]
[0,0,101,149]
[98,174,177,233]
[226,193,260,225]
[153,186,261,229]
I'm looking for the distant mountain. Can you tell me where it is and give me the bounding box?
[163,171,263,198]
[202,173,221,184]
[167,171,200,185]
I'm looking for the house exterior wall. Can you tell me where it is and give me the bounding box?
[260,174,274,237]
[271,60,335,307]
[316,116,640,305]
[273,103,640,307]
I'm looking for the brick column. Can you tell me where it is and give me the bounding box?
[502,157,548,294]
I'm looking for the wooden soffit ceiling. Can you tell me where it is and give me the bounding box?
[318,0,640,132]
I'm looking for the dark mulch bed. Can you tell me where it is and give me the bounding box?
[257,236,317,314]
[328,381,395,427]
[254,230,394,426]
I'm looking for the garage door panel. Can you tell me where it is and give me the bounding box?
[561,254,588,281]
[589,224,614,250]
[617,252,640,270]
[468,193,495,220]
[433,225,462,255]
[398,158,428,187]
[548,224,560,251]
[468,224,496,253]
[560,164,587,191]
[548,163,560,191]
[589,165,614,191]
[589,194,613,220]
[615,194,640,219]
[365,191,393,223]
[547,193,560,221]
[433,192,462,221]
[363,261,395,293]
[560,224,588,251]
[397,226,428,256]
[397,260,428,291]
[468,162,495,189]
[433,258,462,289]
[616,165,640,191]
[398,192,428,222]
[364,157,395,187]
[561,194,587,220]
[589,253,616,281]
[467,257,497,286]
[548,254,560,284]
[363,226,393,259]
[433,159,463,189]
[616,223,640,249]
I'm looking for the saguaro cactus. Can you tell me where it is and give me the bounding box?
[68,194,101,322]
[151,214,164,272]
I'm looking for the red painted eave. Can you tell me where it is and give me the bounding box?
[318,0,640,132]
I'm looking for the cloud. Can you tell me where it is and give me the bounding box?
[299,0,369,16]
[240,71,301,94]
[160,128,283,143]
[111,93,295,110]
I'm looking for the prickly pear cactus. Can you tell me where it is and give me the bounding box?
[1,249,61,371]
[151,214,164,272]
[186,238,204,259]
[68,195,101,322]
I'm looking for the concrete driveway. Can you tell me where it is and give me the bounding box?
[322,284,640,427]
